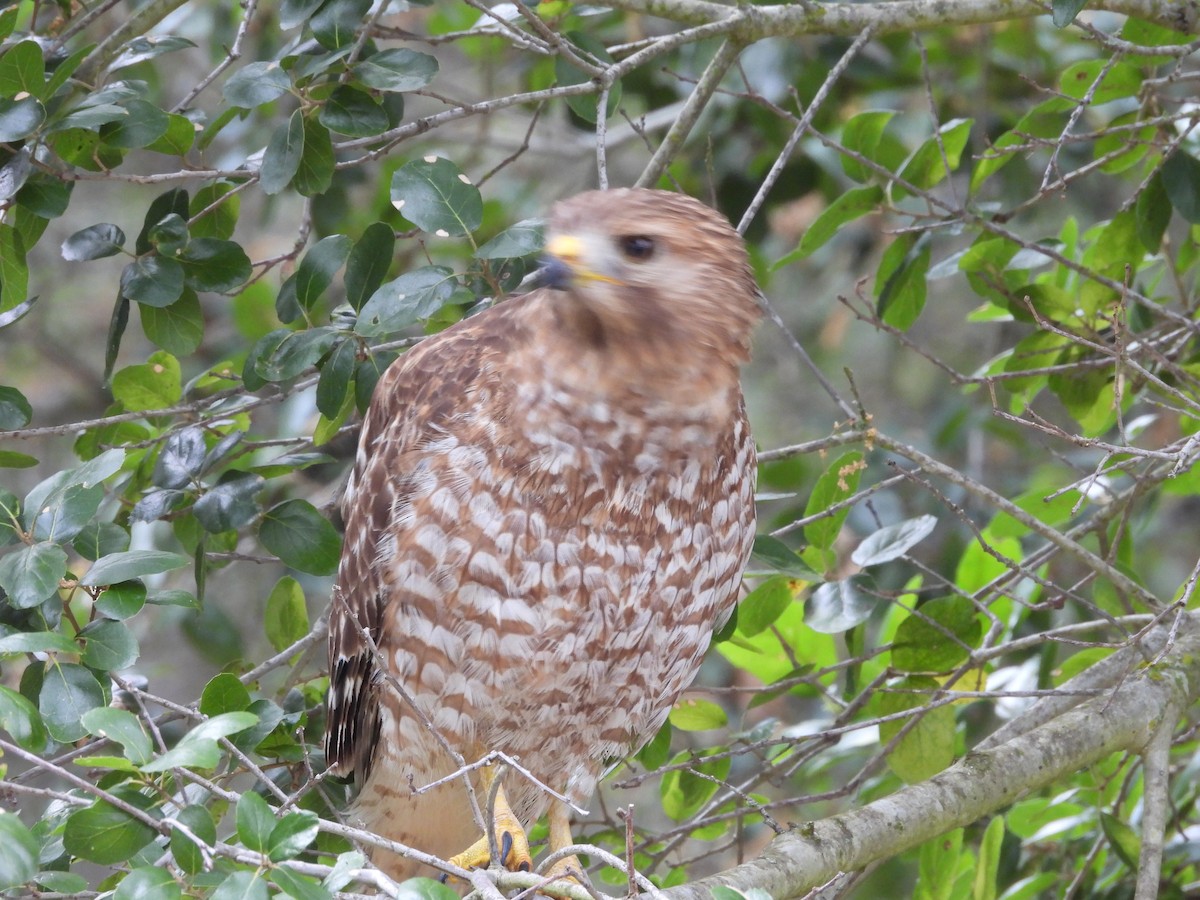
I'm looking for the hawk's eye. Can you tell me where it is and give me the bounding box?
[619,235,656,261]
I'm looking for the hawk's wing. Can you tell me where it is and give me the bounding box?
[323,302,527,783]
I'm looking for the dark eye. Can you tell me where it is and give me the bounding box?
[619,235,656,261]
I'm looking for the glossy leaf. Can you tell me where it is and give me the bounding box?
[80,706,153,765]
[237,790,274,853]
[356,265,460,336]
[805,577,878,633]
[293,115,334,197]
[345,222,396,311]
[803,451,865,556]
[320,84,388,136]
[353,48,439,92]
[1162,151,1200,225]
[0,385,32,429]
[737,575,797,637]
[0,541,66,608]
[261,110,304,195]
[851,515,938,567]
[62,223,126,261]
[193,474,264,533]
[63,792,157,864]
[40,662,106,742]
[0,684,47,751]
[778,185,883,266]
[259,499,341,575]
[268,809,319,861]
[170,805,216,875]
[296,234,353,313]
[113,866,181,900]
[81,549,190,586]
[121,255,185,307]
[178,238,251,293]
[224,61,291,107]
[0,812,39,890]
[391,157,482,237]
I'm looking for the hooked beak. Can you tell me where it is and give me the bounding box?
[540,234,622,289]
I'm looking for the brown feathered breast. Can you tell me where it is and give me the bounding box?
[325,188,761,878]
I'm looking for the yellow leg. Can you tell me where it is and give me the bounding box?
[447,766,533,873]
[539,800,585,884]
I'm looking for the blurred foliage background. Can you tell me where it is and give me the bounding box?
[1,0,1200,897]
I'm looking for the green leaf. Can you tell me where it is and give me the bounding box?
[170,805,216,875]
[264,580,309,662]
[15,173,73,219]
[391,157,482,237]
[747,534,820,579]
[153,425,207,488]
[109,35,196,70]
[875,675,956,783]
[0,385,32,429]
[140,289,203,355]
[876,233,931,330]
[320,84,388,136]
[0,542,66,608]
[81,706,152,765]
[200,672,252,715]
[179,238,251,293]
[316,338,356,419]
[122,255,185,307]
[102,99,169,149]
[237,791,275,853]
[113,865,181,900]
[224,61,292,107]
[840,109,899,182]
[353,47,439,92]
[111,350,182,411]
[296,234,353,313]
[257,327,338,382]
[0,684,47,751]
[1136,172,1171,252]
[62,223,126,261]
[81,549,190,586]
[1052,0,1088,26]
[917,827,962,900]
[803,451,864,556]
[804,576,877,633]
[105,295,130,384]
[777,185,882,266]
[80,619,139,670]
[40,662,106,742]
[211,870,270,900]
[555,32,620,122]
[475,218,543,260]
[272,867,333,900]
[136,188,190,255]
[1162,151,1200,225]
[0,812,39,890]
[94,580,147,620]
[63,792,158,865]
[190,182,240,239]
[311,0,371,49]
[897,119,972,195]
[637,722,671,771]
[293,115,334,197]
[0,96,46,142]
[0,225,30,310]
[737,575,797,637]
[259,499,341,575]
[0,40,44,99]
[851,515,937,567]
[0,450,37,468]
[261,110,304,195]
[356,265,459,336]
[345,222,396,311]
[1058,60,1141,104]
[660,752,731,821]
[268,809,319,861]
[138,738,220,772]
[0,631,79,655]
[194,475,264,533]
[668,698,727,731]
[973,816,1004,900]
[145,112,197,156]
[892,596,982,673]
[1100,812,1141,869]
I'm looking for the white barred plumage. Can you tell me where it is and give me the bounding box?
[324,188,761,880]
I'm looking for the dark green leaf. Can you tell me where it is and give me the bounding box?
[81,549,190,586]
[170,805,216,875]
[179,238,251,293]
[130,488,190,523]
[0,450,35,468]
[105,295,130,385]
[109,35,197,70]
[271,867,332,900]
[80,707,152,765]
[200,672,251,716]
[805,577,878,633]
[0,632,78,655]
[122,255,185,307]
[296,234,353,313]
[1162,151,1200,225]
[777,185,882,266]
[268,810,319,861]
[280,0,325,29]
[257,327,338,381]
[113,865,181,900]
[0,40,45,99]
[62,223,126,261]
[237,791,274,853]
[259,499,340,575]
[264,575,309,652]
[840,109,899,182]
[146,111,197,156]
[0,96,46,142]
[1101,812,1141,870]
[0,684,47,751]
[320,84,388,136]
[153,426,207,489]
[0,224,30,310]
[356,265,458,336]
[851,515,938,567]
[190,183,240,240]
[73,522,130,561]
[311,0,371,49]
[475,219,543,259]
[223,61,292,107]
[293,115,334,197]
[94,579,147,620]
[317,338,357,418]
[555,32,620,123]
[80,619,140,670]
[391,157,482,236]
[15,173,73,219]
[40,662,105,742]
[345,222,395,311]
[0,385,31,429]
[1058,60,1141,104]
[30,481,103,543]
[353,47,439,91]
[147,213,189,255]
[193,475,264,533]
[63,792,157,865]
[211,870,269,900]
[0,812,39,890]
[0,542,66,608]
[892,596,982,672]
[803,451,865,556]
[897,118,972,194]
[102,99,169,149]
[1052,0,1088,27]
[1136,172,1171,252]
[737,575,797,637]
[876,234,931,330]
[261,110,304,195]
[136,188,190,255]
[140,289,203,355]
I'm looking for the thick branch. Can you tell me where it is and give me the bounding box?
[662,613,1200,900]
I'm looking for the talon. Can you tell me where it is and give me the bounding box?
[500,830,513,867]
[519,859,531,873]
[439,873,450,885]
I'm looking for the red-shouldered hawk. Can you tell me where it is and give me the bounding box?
[325,188,760,882]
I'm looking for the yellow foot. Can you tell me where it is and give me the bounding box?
[446,771,532,874]
[537,799,588,887]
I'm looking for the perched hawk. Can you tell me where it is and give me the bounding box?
[325,188,761,881]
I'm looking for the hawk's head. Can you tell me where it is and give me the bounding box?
[540,188,761,362]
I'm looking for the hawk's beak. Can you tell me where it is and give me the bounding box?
[542,234,623,289]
